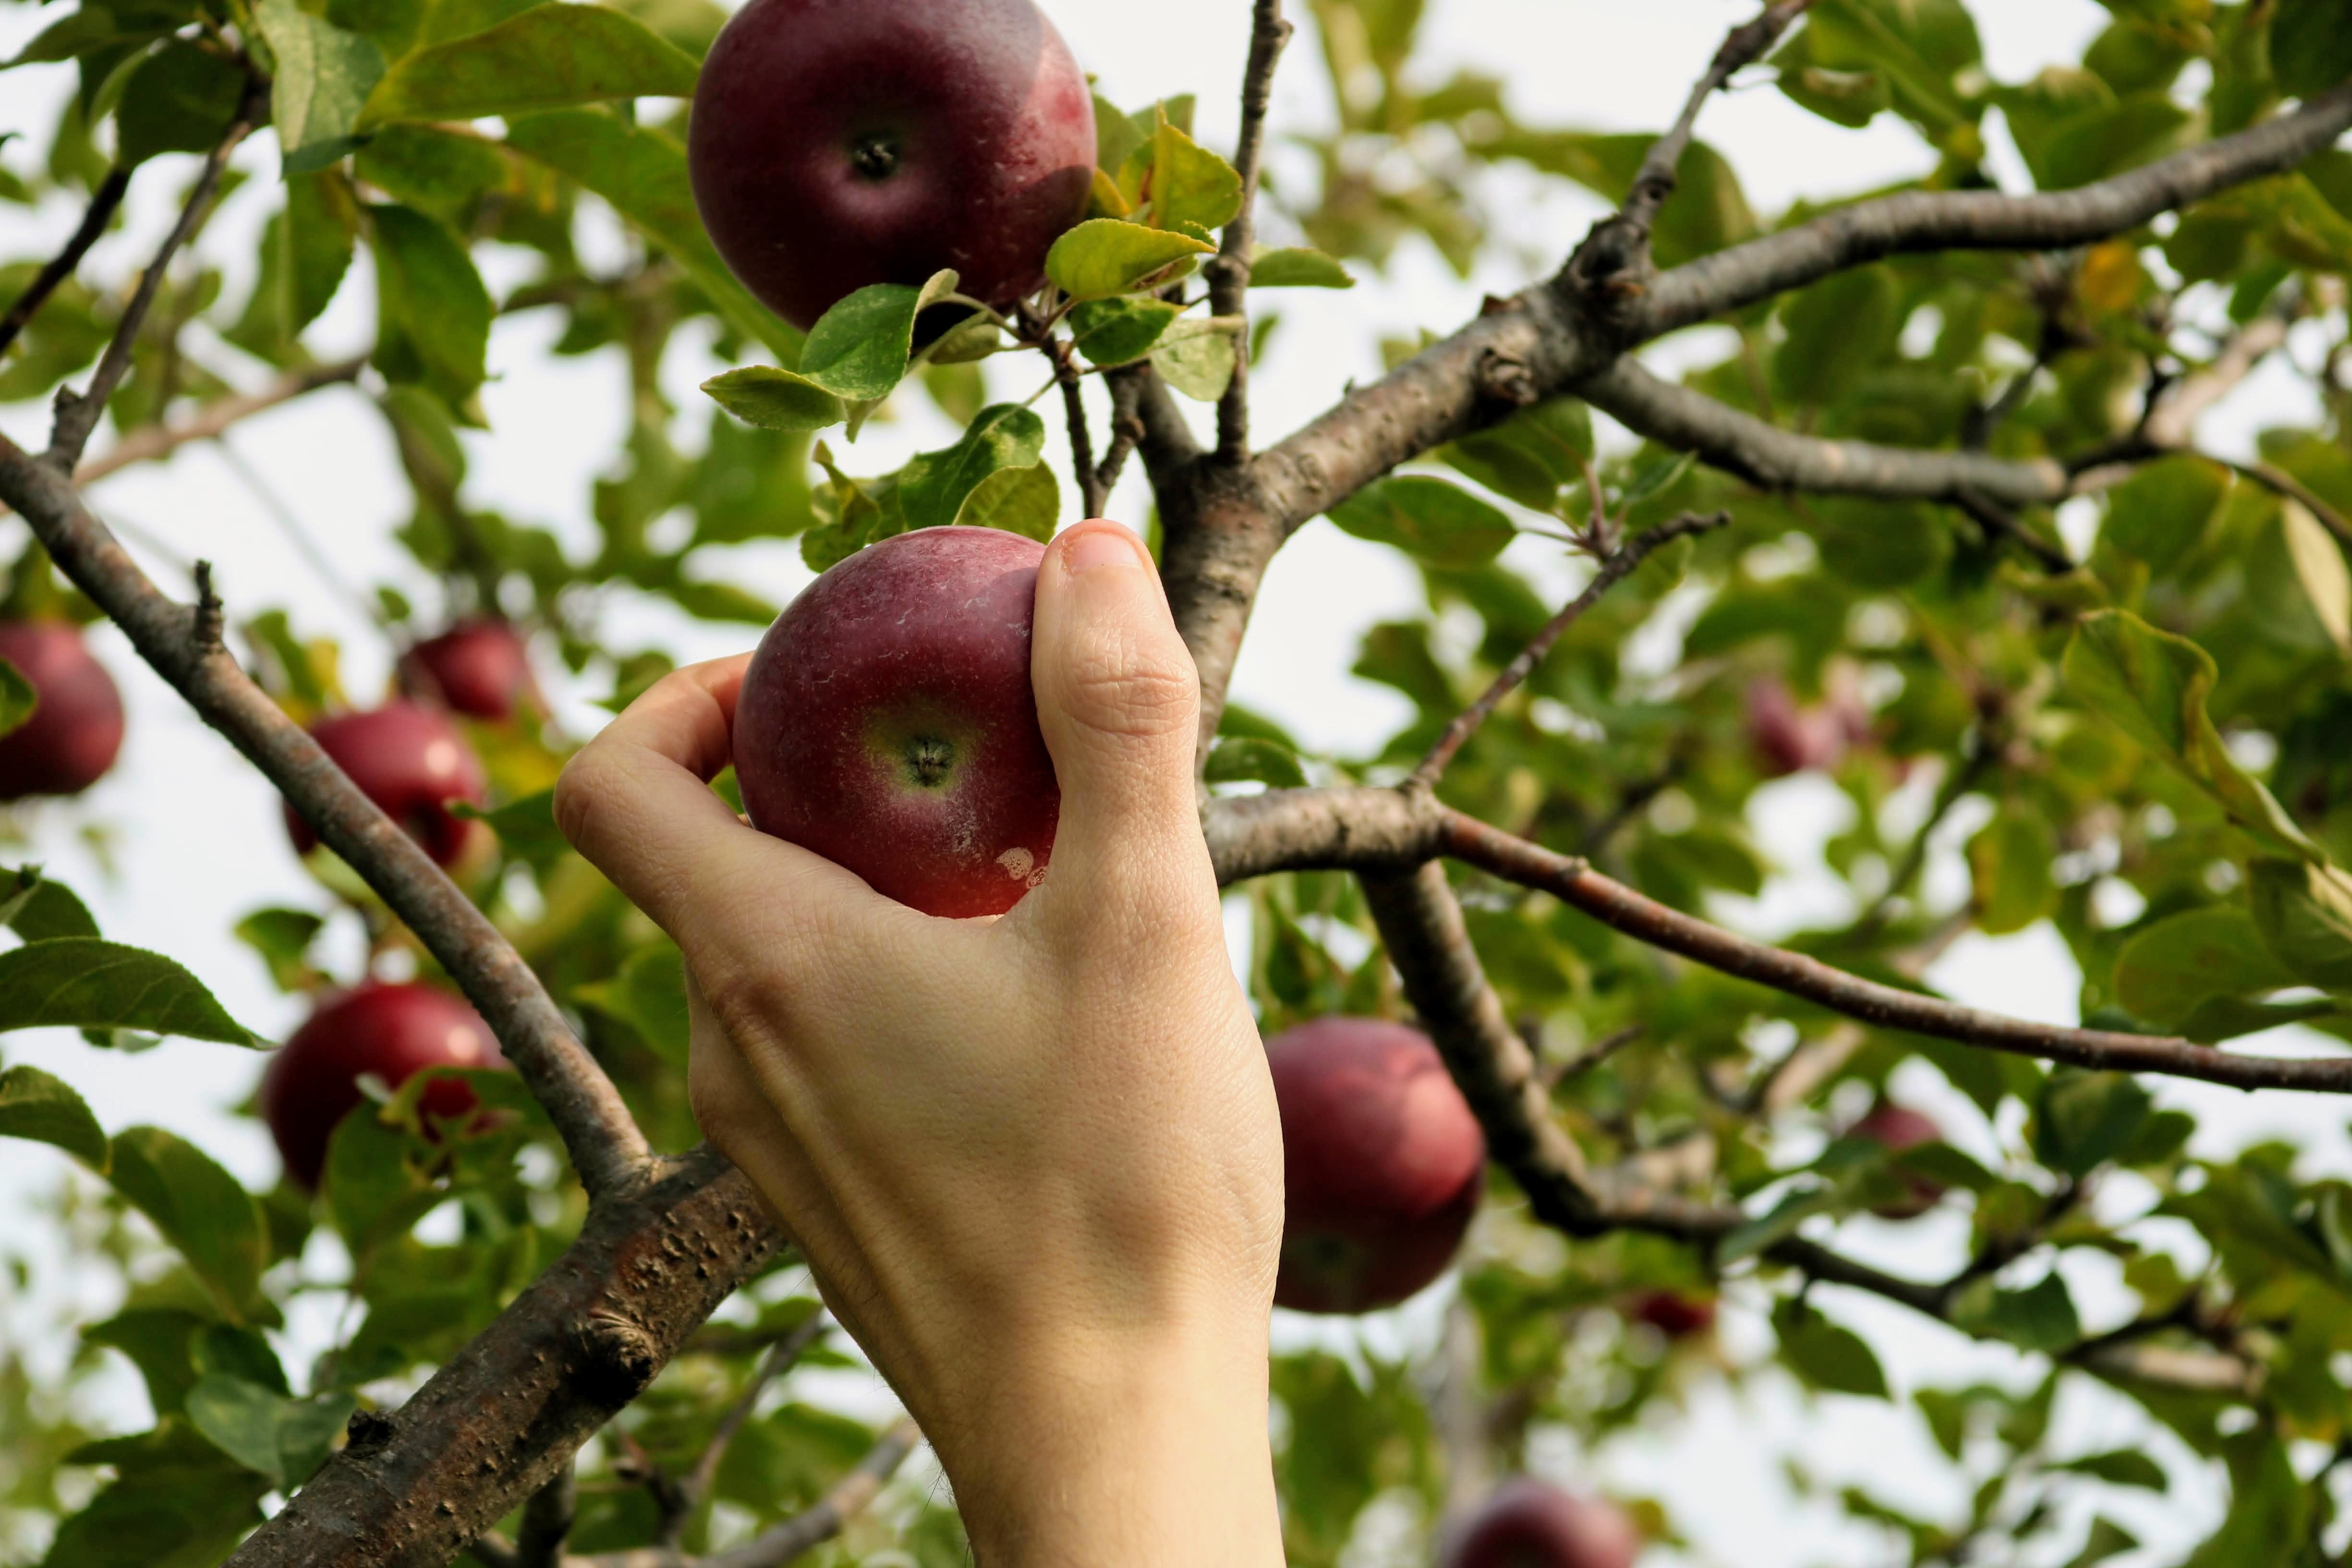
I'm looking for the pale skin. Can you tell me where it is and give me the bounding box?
[554,520,1289,1566]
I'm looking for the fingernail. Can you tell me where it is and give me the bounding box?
[1062,524,1145,577]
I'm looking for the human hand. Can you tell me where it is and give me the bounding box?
[555,521,1285,1566]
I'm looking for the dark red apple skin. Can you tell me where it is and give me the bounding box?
[0,619,125,802]
[399,621,539,723]
[689,0,1096,329]
[285,701,489,867]
[1625,1288,1717,1340]
[1443,1479,1643,1568]
[1745,676,1847,778]
[1268,1018,1486,1315]
[733,528,1060,919]
[1851,1101,1947,1219]
[261,980,506,1190]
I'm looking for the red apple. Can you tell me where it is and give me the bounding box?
[689,0,1096,329]
[1443,1479,1643,1568]
[399,620,540,723]
[1850,1100,1947,1219]
[0,619,124,801]
[1625,1288,1717,1341]
[285,701,489,868]
[733,527,1060,919]
[261,980,507,1189]
[1268,1018,1486,1315]
[1745,676,1848,778]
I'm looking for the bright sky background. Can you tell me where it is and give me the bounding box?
[3,2,2349,1564]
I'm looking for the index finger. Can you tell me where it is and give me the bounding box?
[554,656,885,957]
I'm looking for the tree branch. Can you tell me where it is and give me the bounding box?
[1092,365,1146,504]
[1211,0,1293,463]
[516,1462,578,1568]
[1636,85,2352,338]
[0,166,130,360]
[0,435,653,1199]
[1413,510,1728,785]
[1056,365,1105,517]
[48,75,269,470]
[1566,0,1813,304]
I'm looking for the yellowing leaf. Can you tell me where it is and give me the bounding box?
[1045,219,1212,301]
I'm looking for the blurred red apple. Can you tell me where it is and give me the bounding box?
[733,528,1060,918]
[1443,1478,1643,1568]
[285,701,488,867]
[0,619,124,801]
[399,620,539,723]
[690,0,1096,329]
[1625,1288,1717,1341]
[262,980,507,1189]
[1268,1017,1486,1314]
[1850,1100,1947,1219]
[1745,676,1853,778]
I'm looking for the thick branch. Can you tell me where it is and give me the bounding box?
[1203,787,2352,1094]
[0,436,653,1197]
[1211,0,1293,462]
[72,357,367,486]
[48,77,269,469]
[1414,510,1727,784]
[0,166,130,359]
[1637,85,2352,338]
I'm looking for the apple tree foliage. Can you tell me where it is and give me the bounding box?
[2,0,2352,1563]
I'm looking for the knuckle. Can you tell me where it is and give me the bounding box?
[551,746,608,855]
[1060,631,1200,740]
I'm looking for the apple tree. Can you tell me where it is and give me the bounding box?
[3,0,2352,1563]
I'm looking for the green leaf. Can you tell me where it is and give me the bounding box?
[1205,736,1309,790]
[352,124,504,223]
[0,937,257,1045]
[2053,1450,2169,1491]
[702,367,846,434]
[371,204,490,403]
[953,461,1060,540]
[797,272,958,402]
[1327,476,1516,567]
[1045,219,1212,301]
[2281,501,2352,657]
[1068,296,1182,366]
[2033,1070,2153,1178]
[2062,610,2321,863]
[2184,1436,2308,1568]
[116,41,247,168]
[2271,0,2352,100]
[282,171,360,339]
[183,1374,283,1481]
[39,1421,268,1568]
[232,907,327,991]
[2115,906,2299,1032]
[2248,858,2352,991]
[255,0,384,172]
[1247,246,1354,288]
[1440,398,1594,512]
[1774,1298,1890,1397]
[472,786,566,860]
[2099,454,2230,574]
[0,865,99,941]
[107,1126,267,1320]
[1140,110,1242,233]
[504,108,801,362]
[898,405,1048,534]
[1774,265,1903,407]
[0,1063,108,1169]
[323,1101,441,1255]
[1952,1272,2082,1352]
[1151,320,1239,401]
[1967,808,2058,935]
[1719,1185,1839,1265]
[0,654,34,739]
[361,2,698,125]
[575,941,689,1062]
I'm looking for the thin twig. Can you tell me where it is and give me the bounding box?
[1211,0,1292,463]
[661,1313,829,1546]
[1543,1023,1645,1087]
[0,167,131,360]
[1414,511,1727,784]
[214,435,386,627]
[48,74,269,470]
[2223,456,2352,547]
[516,1462,578,1568]
[71,357,366,487]
[1093,367,1147,503]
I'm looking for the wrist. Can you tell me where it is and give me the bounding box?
[931,1320,1283,1568]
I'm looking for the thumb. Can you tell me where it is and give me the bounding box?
[1029,520,1204,898]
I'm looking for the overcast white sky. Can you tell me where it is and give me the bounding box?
[3,2,2349,1564]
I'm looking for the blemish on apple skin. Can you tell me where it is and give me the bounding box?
[996,846,1035,880]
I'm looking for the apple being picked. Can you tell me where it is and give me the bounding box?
[285,701,489,868]
[0,619,124,802]
[733,527,1060,919]
[261,980,507,1189]
[399,620,540,723]
[689,0,1095,329]
[1268,1017,1486,1314]
[1443,1479,1644,1568]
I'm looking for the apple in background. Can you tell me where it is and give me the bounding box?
[1443,1478,1643,1568]
[733,527,1061,919]
[0,619,124,802]
[285,701,489,868]
[399,620,540,723]
[1850,1100,1948,1219]
[261,980,507,1189]
[1268,1017,1486,1314]
[1625,1288,1717,1341]
[689,0,1096,329]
